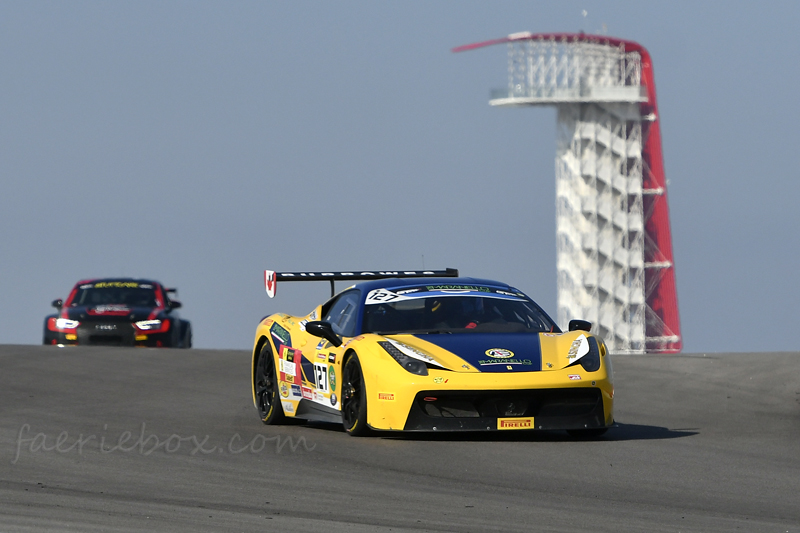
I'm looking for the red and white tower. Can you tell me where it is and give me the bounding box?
[455,33,681,353]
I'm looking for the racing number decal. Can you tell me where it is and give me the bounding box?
[314,363,329,393]
[366,288,400,303]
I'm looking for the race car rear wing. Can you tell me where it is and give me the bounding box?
[264,269,459,298]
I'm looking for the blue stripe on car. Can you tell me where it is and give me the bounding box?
[413,333,542,373]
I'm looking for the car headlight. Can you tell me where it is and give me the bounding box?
[378,341,429,376]
[55,318,80,329]
[579,337,601,372]
[567,334,601,372]
[135,320,162,330]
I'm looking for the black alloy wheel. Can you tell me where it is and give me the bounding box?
[341,353,369,436]
[255,344,285,424]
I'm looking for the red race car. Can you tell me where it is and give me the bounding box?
[44,278,191,348]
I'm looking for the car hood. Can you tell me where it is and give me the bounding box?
[410,333,541,373]
[383,331,587,373]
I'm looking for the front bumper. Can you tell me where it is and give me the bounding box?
[403,387,605,431]
[44,322,175,347]
[365,365,614,432]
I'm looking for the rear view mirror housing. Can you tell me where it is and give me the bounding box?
[568,319,592,332]
[305,321,343,347]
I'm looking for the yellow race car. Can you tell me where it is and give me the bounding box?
[251,270,614,437]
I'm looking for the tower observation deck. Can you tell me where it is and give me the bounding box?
[455,32,681,353]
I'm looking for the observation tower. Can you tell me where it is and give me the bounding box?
[455,33,681,353]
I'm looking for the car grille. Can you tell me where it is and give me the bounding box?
[76,322,136,346]
[403,388,605,431]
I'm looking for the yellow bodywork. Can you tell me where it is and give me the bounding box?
[252,309,614,432]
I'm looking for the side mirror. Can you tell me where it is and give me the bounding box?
[305,321,342,348]
[568,319,592,332]
[168,300,182,310]
[51,299,63,310]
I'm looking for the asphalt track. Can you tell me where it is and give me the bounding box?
[1,345,799,532]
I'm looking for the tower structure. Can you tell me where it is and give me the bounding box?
[455,33,681,353]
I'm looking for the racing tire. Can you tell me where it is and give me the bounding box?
[567,427,608,439]
[181,323,192,349]
[341,353,369,436]
[254,343,286,425]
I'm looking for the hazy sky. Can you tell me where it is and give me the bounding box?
[2,1,798,353]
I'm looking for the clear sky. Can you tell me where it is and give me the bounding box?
[2,1,798,353]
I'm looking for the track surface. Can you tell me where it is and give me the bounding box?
[1,345,799,532]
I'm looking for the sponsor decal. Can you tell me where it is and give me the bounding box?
[498,417,534,430]
[316,352,327,360]
[546,362,553,368]
[462,364,471,369]
[285,374,294,384]
[478,358,533,366]
[496,290,523,297]
[330,393,337,406]
[327,353,336,364]
[485,348,514,359]
[270,322,291,349]
[95,324,117,330]
[506,366,512,370]
[568,374,581,380]
[365,288,406,304]
[279,359,296,377]
[93,281,140,289]
[316,339,327,350]
[281,400,294,413]
[433,377,448,384]
[378,393,395,401]
[302,386,313,400]
[328,366,336,391]
[395,288,421,295]
[279,382,289,398]
[276,270,437,279]
[314,391,325,402]
[568,334,589,363]
[90,305,130,315]
[281,346,297,363]
[543,333,558,337]
[425,285,490,292]
[309,310,318,320]
[291,384,302,398]
[299,319,308,331]
[314,363,329,393]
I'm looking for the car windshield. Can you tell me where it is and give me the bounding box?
[362,294,557,334]
[71,285,158,308]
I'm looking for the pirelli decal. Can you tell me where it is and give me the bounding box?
[497,417,534,430]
